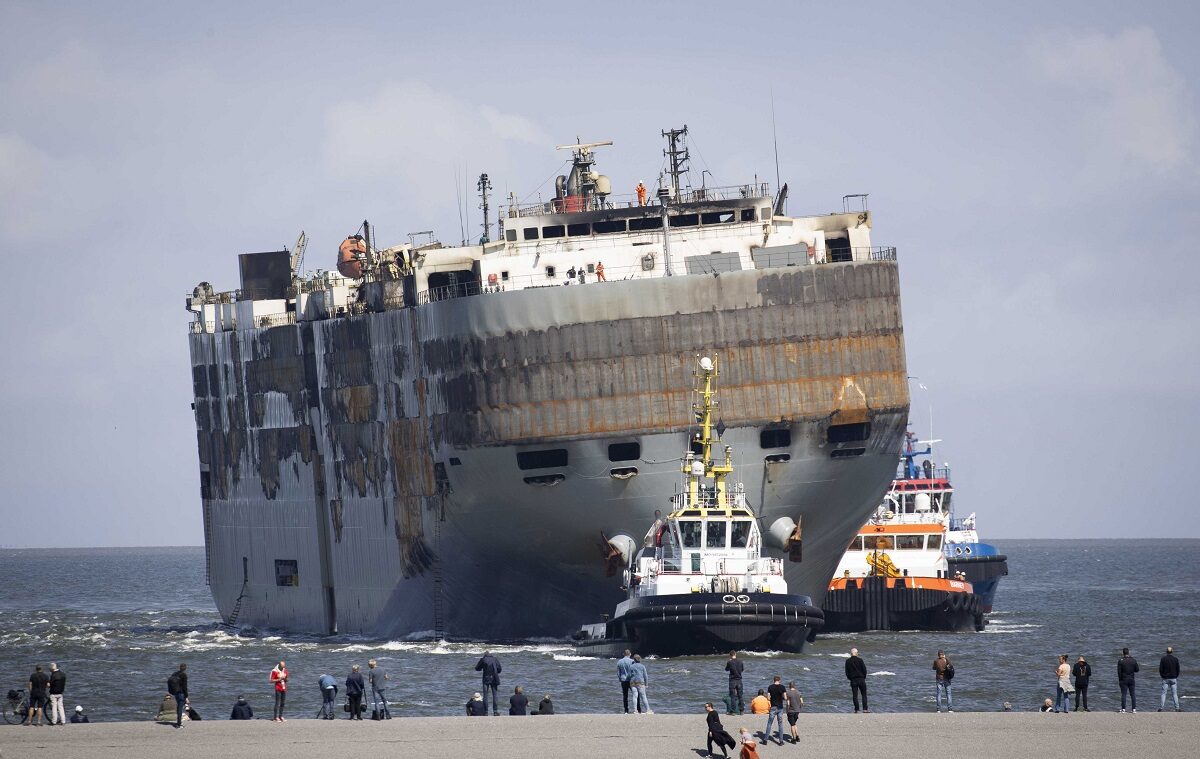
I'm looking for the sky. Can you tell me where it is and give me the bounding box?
[1,1,1197,547]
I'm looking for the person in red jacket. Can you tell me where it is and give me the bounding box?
[269,661,288,721]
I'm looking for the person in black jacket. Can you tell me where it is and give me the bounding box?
[70,705,89,723]
[466,692,487,716]
[345,665,365,720]
[509,686,528,716]
[704,702,736,758]
[1117,648,1139,712]
[1159,646,1181,712]
[167,663,189,728]
[48,663,67,726]
[475,651,502,715]
[229,695,253,720]
[1071,656,1091,711]
[534,694,554,715]
[725,651,745,715]
[845,648,869,713]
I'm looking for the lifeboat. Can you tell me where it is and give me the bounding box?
[337,236,367,279]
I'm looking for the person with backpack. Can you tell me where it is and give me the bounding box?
[167,663,189,728]
[933,651,954,712]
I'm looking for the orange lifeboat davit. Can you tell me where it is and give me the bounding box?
[337,236,367,279]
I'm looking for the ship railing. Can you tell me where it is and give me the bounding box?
[505,183,771,219]
[751,246,896,268]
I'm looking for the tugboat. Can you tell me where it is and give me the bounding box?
[573,356,824,657]
[821,431,1006,632]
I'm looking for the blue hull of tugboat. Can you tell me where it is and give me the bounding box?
[573,592,823,658]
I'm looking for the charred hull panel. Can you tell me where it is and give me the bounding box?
[822,579,981,633]
[190,262,909,639]
[575,593,823,657]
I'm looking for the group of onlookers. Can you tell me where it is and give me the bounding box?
[18,663,88,726]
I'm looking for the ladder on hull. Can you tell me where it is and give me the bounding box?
[225,582,248,628]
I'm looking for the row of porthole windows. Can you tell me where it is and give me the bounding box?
[507,208,760,242]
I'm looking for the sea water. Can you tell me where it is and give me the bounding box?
[0,540,1196,722]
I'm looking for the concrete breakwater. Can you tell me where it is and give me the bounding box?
[1,713,1195,759]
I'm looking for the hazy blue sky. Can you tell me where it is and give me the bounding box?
[1,1,1197,547]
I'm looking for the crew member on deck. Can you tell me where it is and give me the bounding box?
[636,181,648,206]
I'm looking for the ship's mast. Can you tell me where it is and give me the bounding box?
[662,125,690,199]
[477,173,493,243]
[685,356,734,512]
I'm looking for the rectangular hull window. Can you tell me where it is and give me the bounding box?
[828,422,871,444]
[760,428,792,449]
[275,560,299,587]
[517,448,569,470]
[608,442,641,462]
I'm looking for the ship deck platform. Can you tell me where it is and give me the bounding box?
[1,712,1192,759]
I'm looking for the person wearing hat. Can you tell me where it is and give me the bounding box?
[69,705,89,724]
[466,692,487,716]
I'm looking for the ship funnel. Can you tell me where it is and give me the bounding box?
[915,493,932,512]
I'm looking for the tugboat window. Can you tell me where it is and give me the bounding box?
[679,520,702,548]
[848,536,864,551]
[927,535,943,550]
[731,521,752,548]
[706,521,728,549]
[274,559,298,587]
[896,535,924,550]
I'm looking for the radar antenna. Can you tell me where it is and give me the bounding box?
[477,173,493,243]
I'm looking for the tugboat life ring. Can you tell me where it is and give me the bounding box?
[722,594,737,604]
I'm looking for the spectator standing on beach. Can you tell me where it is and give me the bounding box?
[475,650,502,715]
[617,649,635,713]
[48,663,66,726]
[167,663,189,728]
[70,705,89,723]
[933,650,954,712]
[345,665,365,720]
[1117,647,1139,712]
[704,702,735,758]
[318,673,338,720]
[269,661,288,722]
[27,665,49,726]
[1072,656,1092,711]
[1054,655,1073,713]
[785,681,803,743]
[509,686,529,715]
[845,647,869,713]
[749,689,770,715]
[368,659,391,719]
[630,654,651,714]
[1160,646,1181,712]
[764,675,786,745]
[466,692,487,716]
[230,695,253,720]
[725,651,745,714]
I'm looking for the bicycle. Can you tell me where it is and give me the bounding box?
[3,689,30,725]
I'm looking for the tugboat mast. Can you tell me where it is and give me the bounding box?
[685,356,734,511]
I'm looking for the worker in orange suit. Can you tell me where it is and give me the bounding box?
[596,261,606,281]
[636,181,647,206]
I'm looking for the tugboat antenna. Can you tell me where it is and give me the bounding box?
[662,126,690,199]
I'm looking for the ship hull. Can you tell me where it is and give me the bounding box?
[189,261,909,639]
[947,550,1008,614]
[822,578,981,633]
[573,593,823,658]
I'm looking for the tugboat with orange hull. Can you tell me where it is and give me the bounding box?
[573,356,823,657]
[822,522,981,633]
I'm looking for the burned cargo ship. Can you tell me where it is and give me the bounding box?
[185,128,910,639]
